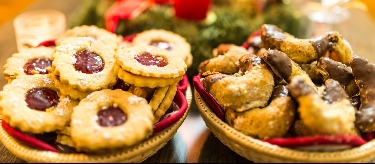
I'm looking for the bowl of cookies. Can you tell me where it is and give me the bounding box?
[0,25,193,162]
[193,24,375,162]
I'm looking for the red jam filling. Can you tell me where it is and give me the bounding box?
[135,52,168,67]
[112,79,131,91]
[149,40,172,51]
[25,88,59,111]
[74,49,104,74]
[97,106,127,127]
[23,58,52,75]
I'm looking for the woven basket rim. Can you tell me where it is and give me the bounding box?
[0,85,192,163]
[194,89,375,163]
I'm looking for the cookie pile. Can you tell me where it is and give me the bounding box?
[198,24,375,141]
[0,25,188,153]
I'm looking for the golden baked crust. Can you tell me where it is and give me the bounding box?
[56,134,76,148]
[115,45,187,79]
[202,56,275,112]
[198,44,250,74]
[0,74,79,134]
[149,85,170,113]
[288,77,358,136]
[52,75,92,100]
[128,85,155,100]
[52,37,117,92]
[70,89,154,152]
[55,25,123,50]
[132,29,193,68]
[225,96,296,140]
[3,47,54,83]
[261,24,352,64]
[114,63,183,88]
[153,83,178,123]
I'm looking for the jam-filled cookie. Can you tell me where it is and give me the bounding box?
[55,25,123,50]
[56,134,76,148]
[0,74,79,134]
[56,126,76,148]
[52,37,117,93]
[132,29,193,68]
[115,45,186,88]
[3,47,54,83]
[153,83,178,123]
[70,89,154,153]
[52,75,92,100]
[113,80,175,116]
[148,85,170,112]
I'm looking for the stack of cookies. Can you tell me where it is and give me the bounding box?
[0,25,189,153]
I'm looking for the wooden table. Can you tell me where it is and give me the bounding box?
[1,0,375,163]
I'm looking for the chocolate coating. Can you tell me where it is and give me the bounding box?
[269,85,289,101]
[287,78,316,99]
[237,54,263,74]
[317,57,354,87]
[323,79,348,103]
[350,55,375,131]
[261,24,285,50]
[310,35,329,58]
[261,50,292,81]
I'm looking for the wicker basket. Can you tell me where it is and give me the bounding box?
[194,89,375,163]
[0,85,192,163]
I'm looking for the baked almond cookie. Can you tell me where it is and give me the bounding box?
[115,45,186,88]
[0,74,79,134]
[70,89,154,153]
[55,25,123,50]
[199,44,250,74]
[132,29,193,68]
[52,37,117,93]
[3,47,54,83]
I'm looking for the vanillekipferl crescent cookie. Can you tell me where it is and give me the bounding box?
[0,74,79,134]
[115,45,187,88]
[3,47,55,83]
[70,89,154,153]
[52,37,117,93]
[132,29,193,68]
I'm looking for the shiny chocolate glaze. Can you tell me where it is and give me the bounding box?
[350,55,375,131]
[261,50,292,82]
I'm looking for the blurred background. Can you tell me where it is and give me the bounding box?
[1,0,375,78]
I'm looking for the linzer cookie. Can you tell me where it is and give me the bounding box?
[55,25,123,50]
[153,83,178,123]
[128,85,156,100]
[70,89,154,153]
[56,126,75,148]
[132,29,193,68]
[0,74,79,134]
[3,47,54,83]
[115,45,186,88]
[52,75,92,100]
[52,37,117,93]
[149,85,170,113]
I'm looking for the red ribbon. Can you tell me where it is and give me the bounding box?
[105,0,155,33]
[105,0,211,33]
